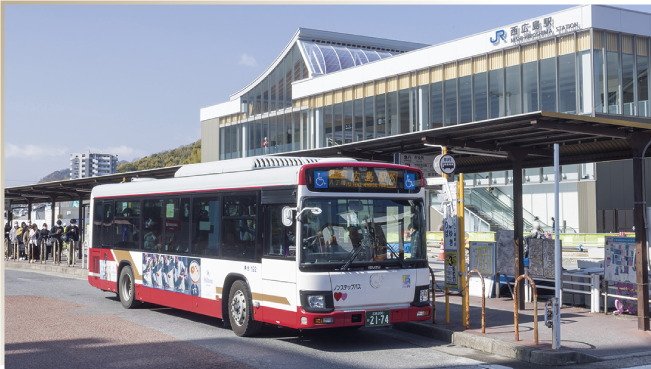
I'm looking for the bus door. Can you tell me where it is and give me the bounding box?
[260,197,297,324]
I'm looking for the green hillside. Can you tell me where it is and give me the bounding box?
[117,140,201,172]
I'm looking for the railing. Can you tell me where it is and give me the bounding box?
[464,269,486,334]
[513,274,539,345]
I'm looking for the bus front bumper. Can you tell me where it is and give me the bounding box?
[298,305,431,329]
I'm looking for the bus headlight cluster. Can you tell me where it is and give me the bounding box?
[308,295,326,309]
[419,288,429,303]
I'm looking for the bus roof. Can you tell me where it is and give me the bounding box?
[174,156,357,178]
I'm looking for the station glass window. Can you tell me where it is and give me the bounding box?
[488,69,504,118]
[606,50,621,114]
[364,96,375,139]
[594,49,605,113]
[458,76,472,123]
[473,72,487,121]
[429,82,443,128]
[522,61,538,113]
[622,52,635,115]
[558,54,577,114]
[638,52,649,117]
[375,93,386,138]
[540,58,557,112]
[444,78,457,125]
[387,91,397,135]
[505,65,522,116]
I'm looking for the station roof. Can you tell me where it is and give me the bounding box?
[277,111,651,173]
[6,112,651,205]
[5,166,181,205]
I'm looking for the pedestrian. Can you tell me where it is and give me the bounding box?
[551,216,556,230]
[8,221,19,259]
[29,223,40,262]
[19,222,28,260]
[40,223,50,262]
[50,220,64,263]
[66,219,80,266]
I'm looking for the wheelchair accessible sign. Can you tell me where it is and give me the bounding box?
[314,170,329,189]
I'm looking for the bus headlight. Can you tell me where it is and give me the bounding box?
[300,290,334,313]
[419,288,429,303]
[412,285,430,306]
[308,295,326,309]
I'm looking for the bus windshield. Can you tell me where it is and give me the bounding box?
[299,197,426,269]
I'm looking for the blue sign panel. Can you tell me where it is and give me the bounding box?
[404,172,416,190]
[313,170,329,189]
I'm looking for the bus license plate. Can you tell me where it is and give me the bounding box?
[365,310,390,327]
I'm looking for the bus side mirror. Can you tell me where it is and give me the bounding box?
[282,207,296,227]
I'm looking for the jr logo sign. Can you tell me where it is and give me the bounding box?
[490,30,507,46]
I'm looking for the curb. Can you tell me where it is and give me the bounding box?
[6,262,87,280]
[394,322,601,366]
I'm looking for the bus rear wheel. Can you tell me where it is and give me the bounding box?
[119,265,139,309]
[228,280,261,337]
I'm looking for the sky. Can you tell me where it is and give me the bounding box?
[4,4,651,186]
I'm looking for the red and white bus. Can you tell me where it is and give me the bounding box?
[88,157,432,336]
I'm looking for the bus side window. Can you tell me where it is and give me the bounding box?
[264,204,295,258]
[192,197,220,257]
[142,199,163,252]
[93,200,103,248]
[222,194,256,261]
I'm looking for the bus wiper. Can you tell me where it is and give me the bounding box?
[340,245,366,271]
[386,243,405,268]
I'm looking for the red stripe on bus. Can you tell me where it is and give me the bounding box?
[135,285,223,319]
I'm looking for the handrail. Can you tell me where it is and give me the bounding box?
[464,269,486,334]
[513,274,539,345]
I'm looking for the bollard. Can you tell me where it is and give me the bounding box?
[40,239,46,263]
[513,274,539,345]
[465,269,486,334]
[445,287,450,324]
[53,239,60,264]
[590,274,601,313]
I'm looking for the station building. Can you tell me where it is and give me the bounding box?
[200,5,651,234]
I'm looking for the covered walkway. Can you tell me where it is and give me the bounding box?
[279,111,651,330]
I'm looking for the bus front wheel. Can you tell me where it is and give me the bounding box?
[228,280,261,337]
[119,265,138,309]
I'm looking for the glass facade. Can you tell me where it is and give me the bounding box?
[218,29,651,161]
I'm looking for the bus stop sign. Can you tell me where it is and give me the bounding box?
[434,154,456,175]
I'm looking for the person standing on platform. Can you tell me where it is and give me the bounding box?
[66,219,80,266]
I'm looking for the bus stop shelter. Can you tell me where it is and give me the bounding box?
[277,111,651,330]
[4,166,181,243]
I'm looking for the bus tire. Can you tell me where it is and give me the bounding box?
[228,280,261,337]
[119,265,138,309]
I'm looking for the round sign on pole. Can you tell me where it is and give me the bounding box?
[434,154,456,175]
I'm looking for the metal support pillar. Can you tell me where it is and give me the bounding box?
[78,197,83,262]
[27,200,32,223]
[510,151,526,310]
[631,135,650,331]
[50,197,56,229]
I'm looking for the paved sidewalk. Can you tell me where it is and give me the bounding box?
[5,258,88,279]
[6,258,651,366]
[396,292,651,366]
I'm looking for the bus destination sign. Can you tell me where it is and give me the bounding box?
[307,167,420,193]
